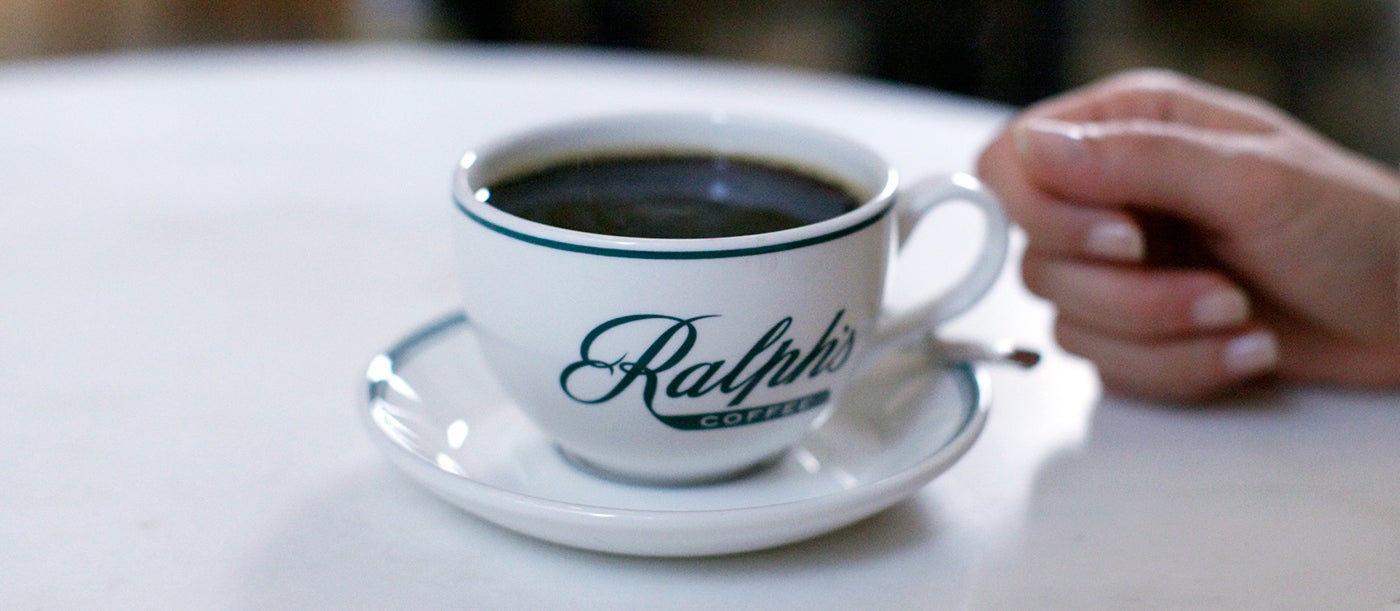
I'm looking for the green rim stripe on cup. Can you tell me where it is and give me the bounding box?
[454,196,892,260]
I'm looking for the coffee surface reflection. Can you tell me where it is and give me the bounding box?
[484,155,861,238]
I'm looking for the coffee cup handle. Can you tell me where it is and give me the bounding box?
[872,172,1010,346]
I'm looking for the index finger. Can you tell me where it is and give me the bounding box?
[1025,69,1292,135]
[1011,115,1287,233]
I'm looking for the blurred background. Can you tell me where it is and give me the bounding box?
[3,0,1397,161]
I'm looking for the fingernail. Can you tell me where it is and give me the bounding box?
[1084,220,1146,261]
[1014,118,1090,168]
[1192,287,1250,329]
[1222,330,1279,377]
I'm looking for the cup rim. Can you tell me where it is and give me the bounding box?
[453,111,899,260]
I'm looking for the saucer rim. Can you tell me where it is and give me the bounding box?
[362,312,990,553]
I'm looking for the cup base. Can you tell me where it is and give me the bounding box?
[554,445,787,488]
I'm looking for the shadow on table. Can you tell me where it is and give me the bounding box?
[238,461,949,610]
[967,385,1400,608]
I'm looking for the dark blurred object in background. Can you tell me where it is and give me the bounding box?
[0,0,348,57]
[2,0,1396,162]
[435,0,1069,106]
[434,0,1400,162]
[1068,0,1400,164]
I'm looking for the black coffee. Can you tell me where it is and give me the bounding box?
[483,154,861,239]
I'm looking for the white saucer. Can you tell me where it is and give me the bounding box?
[362,313,989,557]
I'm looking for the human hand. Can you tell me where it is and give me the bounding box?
[976,70,1400,400]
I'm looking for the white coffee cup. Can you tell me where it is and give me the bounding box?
[452,112,1008,485]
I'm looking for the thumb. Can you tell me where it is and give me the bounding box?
[1012,116,1276,231]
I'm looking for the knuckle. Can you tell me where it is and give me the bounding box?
[1095,70,1201,122]
[1076,296,1171,339]
[1050,317,1086,354]
[1018,255,1052,297]
[1213,139,1298,215]
[1117,282,1184,334]
[1103,68,1193,95]
[1094,272,1183,334]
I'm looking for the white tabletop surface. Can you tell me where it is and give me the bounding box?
[4,43,1397,610]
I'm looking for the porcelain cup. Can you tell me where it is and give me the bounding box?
[452,112,1008,485]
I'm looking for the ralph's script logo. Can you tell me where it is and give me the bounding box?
[559,311,856,430]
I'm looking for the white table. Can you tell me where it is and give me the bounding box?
[4,43,1397,610]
